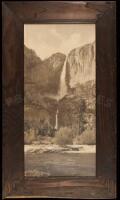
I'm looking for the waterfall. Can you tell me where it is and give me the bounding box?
[58,57,68,100]
[54,108,59,130]
[54,57,68,130]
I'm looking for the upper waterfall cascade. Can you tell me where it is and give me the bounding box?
[58,57,68,100]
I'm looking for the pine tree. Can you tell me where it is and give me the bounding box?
[79,99,87,135]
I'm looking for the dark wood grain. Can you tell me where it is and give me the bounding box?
[4,1,114,23]
[2,2,24,198]
[2,1,116,199]
[96,4,116,180]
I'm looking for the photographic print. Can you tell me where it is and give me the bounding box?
[24,24,96,177]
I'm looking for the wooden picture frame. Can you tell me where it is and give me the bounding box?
[2,1,116,199]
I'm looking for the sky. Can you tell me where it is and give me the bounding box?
[24,24,95,60]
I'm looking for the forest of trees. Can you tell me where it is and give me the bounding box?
[24,97,96,145]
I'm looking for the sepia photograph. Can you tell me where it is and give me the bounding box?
[2,1,116,198]
[24,24,96,177]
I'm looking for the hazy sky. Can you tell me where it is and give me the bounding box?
[24,24,95,60]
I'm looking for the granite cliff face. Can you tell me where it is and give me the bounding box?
[24,42,95,132]
[24,46,42,83]
[24,42,95,96]
[66,41,95,88]
[24,46,66,95]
